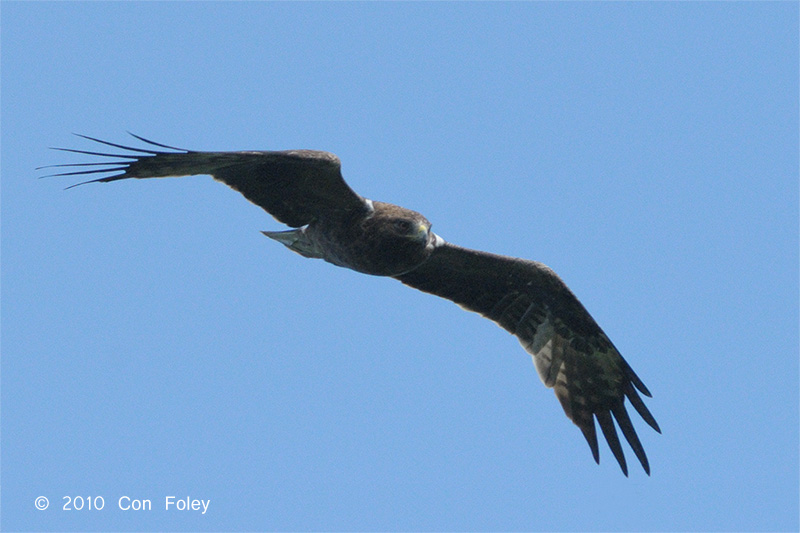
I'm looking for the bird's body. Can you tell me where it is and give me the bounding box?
[285,200,438,276]
[42,134,660,475]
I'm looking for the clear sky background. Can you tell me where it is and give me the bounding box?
[2,2,798,532]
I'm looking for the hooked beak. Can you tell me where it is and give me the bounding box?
[414,222,432,244]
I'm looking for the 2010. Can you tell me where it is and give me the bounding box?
[62,496,105,510]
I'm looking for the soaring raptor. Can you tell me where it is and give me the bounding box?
[43,134,660,475]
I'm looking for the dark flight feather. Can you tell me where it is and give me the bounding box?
[43,133,660,475]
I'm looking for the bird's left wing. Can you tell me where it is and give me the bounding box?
[40,133,368,227]
[395,242,660,475]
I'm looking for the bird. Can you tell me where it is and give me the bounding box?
[41,133,661,476]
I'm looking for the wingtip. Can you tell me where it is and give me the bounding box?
[66,132,167,155]
[63,178,99,190]
[580,423,600,465]
[126,131,189,152]
[596,411,629,476]
[624,381,660,434]
[623,359,653,397]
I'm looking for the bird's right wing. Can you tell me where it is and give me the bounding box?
[41,133,369,227]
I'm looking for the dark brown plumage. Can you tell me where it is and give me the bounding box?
[41,133,660,475]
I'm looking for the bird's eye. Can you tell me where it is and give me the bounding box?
[393,219,413,233]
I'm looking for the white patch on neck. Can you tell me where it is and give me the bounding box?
[430,232,446,248]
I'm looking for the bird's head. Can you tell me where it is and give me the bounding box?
[388,216,431,242]
[356,201,440,276]
[370,203,434,244]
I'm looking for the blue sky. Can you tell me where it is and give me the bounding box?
[2,2,798,531]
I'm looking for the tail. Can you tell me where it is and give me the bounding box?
[261,229,325,259]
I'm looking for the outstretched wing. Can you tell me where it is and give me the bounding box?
[395,242,660,475]
[40,133,368,227]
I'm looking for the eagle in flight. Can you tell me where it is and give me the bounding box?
[43,133,660,475]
